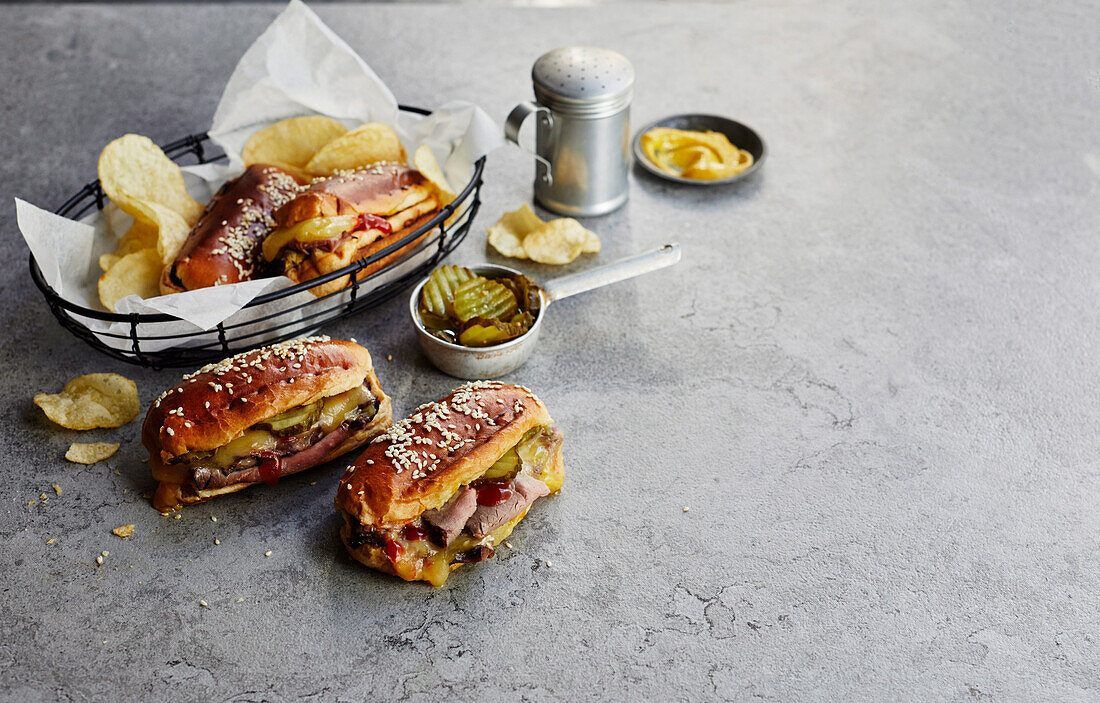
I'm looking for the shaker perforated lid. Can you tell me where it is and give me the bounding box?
[532,47,634,117]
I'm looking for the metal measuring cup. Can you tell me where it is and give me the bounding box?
[505,47,634,217]
[410,243,681,379]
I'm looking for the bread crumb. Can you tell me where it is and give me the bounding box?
[173,514,182,520]
[112,524,135,538]
[545,560,552,568]
[39,493,47,501]
[95,555,104,566]
[236,597,244,603]
[386,354,393,361]
[52,484,61,495]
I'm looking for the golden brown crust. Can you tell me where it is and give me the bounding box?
[275,163,432,227]
[334,382,552,527]
[162,164,302,293]
[285,203,440,298]
[142,337,376,463]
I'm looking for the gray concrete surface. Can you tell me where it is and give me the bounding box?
[2,2,1098,701]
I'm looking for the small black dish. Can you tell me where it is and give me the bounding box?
[632,113,766,186]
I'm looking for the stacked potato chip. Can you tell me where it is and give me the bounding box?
[487,204,601,265]
[242,116,456,205]
[97,136,205,311]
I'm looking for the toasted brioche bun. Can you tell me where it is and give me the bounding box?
[276,163,433,228]
[161,164,302,294]
[335,382,552,528]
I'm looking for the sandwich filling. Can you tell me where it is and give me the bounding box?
[262,186,439,267]
[344,424,563,586]
[170,383,379,493]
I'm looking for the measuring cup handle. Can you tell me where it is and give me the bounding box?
[542,243,682,302]
[505,102,554,185]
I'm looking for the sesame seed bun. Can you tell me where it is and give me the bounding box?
[270,163,443,298]
[161,164,303,294]
[334,382,553,528]
[143,337,392,513]
[275,163,433,226]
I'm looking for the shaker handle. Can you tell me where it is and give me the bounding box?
[505,101,554,185]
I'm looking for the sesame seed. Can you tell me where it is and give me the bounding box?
[264,550,272,557]
[214,538,220,546]
[173,514,182,520]
[210,516,217,522]
[199,600,209,608]
[682,506,690,512]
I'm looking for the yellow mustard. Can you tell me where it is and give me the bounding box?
[640,127,753,180]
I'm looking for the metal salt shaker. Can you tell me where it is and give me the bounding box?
[506,47,634,217]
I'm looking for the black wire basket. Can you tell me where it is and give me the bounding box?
[29,105,484,369]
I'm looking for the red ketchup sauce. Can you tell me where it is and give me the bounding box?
[384,537,404,563]
[476,481,514,506]
[257,456,281,486]
[401,524,429,542]
[355,213,392,234]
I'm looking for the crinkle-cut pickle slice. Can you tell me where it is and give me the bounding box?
[457,316,530,347]
[453,277,518,323]
[420,265,477,318]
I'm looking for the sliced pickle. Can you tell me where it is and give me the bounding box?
[453,277,518,323]
[482,448,519,480]
[456,316,531,347]
[263,399,322,436]
[418,309,455,337]
[420,265,477,318]
[261,215,358,261]
[457,320,513,348]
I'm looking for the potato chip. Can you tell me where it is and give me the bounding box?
[242,116,348,171]
[98,134,202,225]
[523,218,595,265]
[305,123,406,176]
[100,219,159,272]
[35,373,139,430]
[487,204,544,259]
[580,227,602,253]
[98,249,162,312]
[65,442,120,465]
[130,200,191,265]
[413,145,456,205]
[112,524,135,538]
